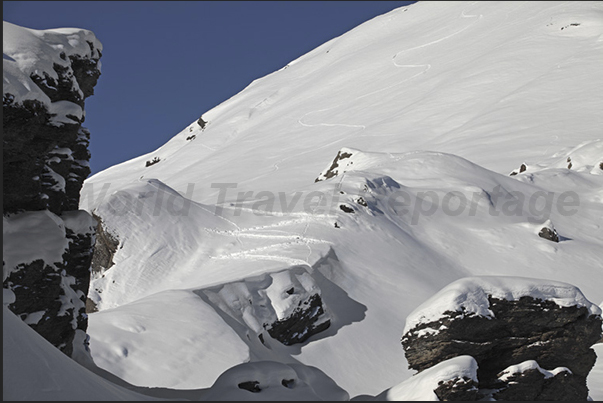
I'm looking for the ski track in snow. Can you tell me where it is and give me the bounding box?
[238,5,484,268]
[205,208,335,266]
[297,5,483,130]
[234,135,351,188]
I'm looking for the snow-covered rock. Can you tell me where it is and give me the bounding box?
[3,21,102,358]
[199,361,349,401]
[3,21,102,215]
[493,360,576,401]
[200,266,331,347]
[373,355,479,401]
[401,276,602,400]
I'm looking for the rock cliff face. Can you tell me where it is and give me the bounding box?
[401,276,602,400]
[3,21,102,357]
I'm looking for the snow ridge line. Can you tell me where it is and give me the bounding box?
[206,228,332,245]
[212,253,313,268]
[145,178,245,247]
[213,205,337,219]
[209,236,330,258]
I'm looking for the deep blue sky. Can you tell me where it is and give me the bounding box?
[4,1,414,175]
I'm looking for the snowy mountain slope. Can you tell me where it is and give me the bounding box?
[86,146,603,396]
[79,1,603,399]
[2,303,156,401]
[82,1,603,207]
[4,293,348,401]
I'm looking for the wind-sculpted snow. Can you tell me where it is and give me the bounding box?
[199,266,332,346]
[76,0,603,399]
[86,146,603,396]
[3,305,155,401]
[87,289,250,389]
[200,361,348,401]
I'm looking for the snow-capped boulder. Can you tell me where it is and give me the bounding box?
[3,21,102,357]
[198,266,331,346]
[401,276,602,400]
[538,226,560,243]
[536,219,560,243]
[200,361,349,401]
[374,356,479,401]
[509,163,527,176]
[493,360,579,401]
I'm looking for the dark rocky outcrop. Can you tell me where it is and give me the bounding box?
[315,150,353,182]
[4,49,101,216]
[356,196,368,207]
[197,116,207,129]
[4,213,96,356]
[266,293,331,346]
[3,99,94,215]
[145,156,161,167]
[493,364,583,401]
[87,213,119,313]
[339,204,355,213]
[509,163,527,176]
[402,287,602,400]
[90,213,120,273]
[3,24,102,357]
[539,226,560,242]
[237,381,261,393]
[434,376,479,401]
